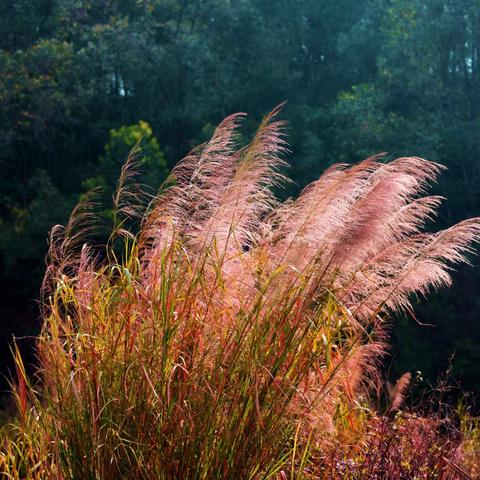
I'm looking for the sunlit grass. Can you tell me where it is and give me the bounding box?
[1,107,479,478]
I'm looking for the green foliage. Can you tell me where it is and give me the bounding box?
[0,170,73,299]
[86,120,168,193]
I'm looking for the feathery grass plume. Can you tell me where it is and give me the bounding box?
[1,106,480,478]
[387,372,412,413]
[110,141,150,239]
[41,187,102,300]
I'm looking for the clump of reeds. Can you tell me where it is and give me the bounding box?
[1,107,479,479]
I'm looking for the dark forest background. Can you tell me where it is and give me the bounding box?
[1,0,480,399]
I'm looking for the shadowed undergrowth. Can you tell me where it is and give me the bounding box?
[1,107,479,478]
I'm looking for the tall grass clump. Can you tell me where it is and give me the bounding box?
[1,107,480,478]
